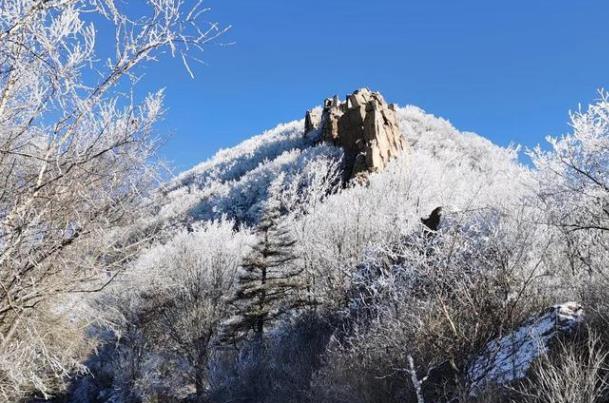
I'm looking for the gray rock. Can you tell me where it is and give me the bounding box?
[304,88,408,179]
[468,302,584,396]
[304,110,321,134]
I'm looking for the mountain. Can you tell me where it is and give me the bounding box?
[64,89,597,403]
[154,90,530,230]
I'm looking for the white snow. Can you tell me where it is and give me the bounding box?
[468,302,584,396]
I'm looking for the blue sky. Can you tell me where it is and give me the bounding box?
[131,1,609,172]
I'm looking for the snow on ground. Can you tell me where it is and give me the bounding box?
[468,302,584,396]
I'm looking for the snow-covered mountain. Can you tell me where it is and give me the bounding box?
[155,102,530,230]
[68,90,605,403]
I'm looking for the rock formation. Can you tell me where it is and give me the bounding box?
[467,302,584,397]
[304,109,321,134]
[305,88,408,179]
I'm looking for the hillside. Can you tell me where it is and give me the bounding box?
[155,100,530,229]
[5,4,609,403]
[56,90,609,403]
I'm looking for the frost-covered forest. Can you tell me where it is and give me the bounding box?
[2,2,609,403]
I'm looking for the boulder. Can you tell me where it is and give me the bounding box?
[467,302,584,396]
[304,88,408,179]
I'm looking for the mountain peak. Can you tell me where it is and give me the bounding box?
[305,88,409,179]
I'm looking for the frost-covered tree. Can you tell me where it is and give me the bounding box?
[87,220,249,402]
[0,0,224,399]
[530,91,609,276]
[223,176,309,341]
[310,205,554,402]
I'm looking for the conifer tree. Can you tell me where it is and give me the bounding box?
[222,176,309,341]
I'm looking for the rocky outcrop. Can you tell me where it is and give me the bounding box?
[304,109,321,134]
[467,302,584,396]
[305,88,408,179]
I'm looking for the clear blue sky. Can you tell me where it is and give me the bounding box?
[134,1,609,172]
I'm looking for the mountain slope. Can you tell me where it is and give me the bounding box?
[73,98,544,403]
[155,104,531,229]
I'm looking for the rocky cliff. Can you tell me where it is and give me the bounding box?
[305,88,409,179]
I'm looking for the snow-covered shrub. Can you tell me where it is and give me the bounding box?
[530,92,609,286]
[165,141,343,226]
[531,92,609,229]
[156,120,333,226]
[171,120,312,191]
[200,145,341,224]
[310,205,554,402]
[521,93,609,403]
[72,219,252,402]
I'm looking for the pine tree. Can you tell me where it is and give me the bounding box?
[222,176,309,342]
